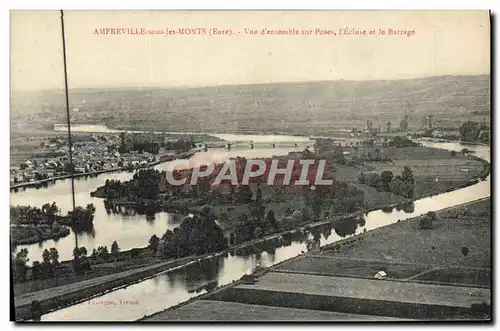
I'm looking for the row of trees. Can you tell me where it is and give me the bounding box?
[358,166,415,198]
[11,202,96,235]
[151,181,364,252]
[11,202,60,226]
[97,169,163,200]
[388,137,420,148]
[459,121,489,143]
[12,240,123,283]
[118,132,195,154]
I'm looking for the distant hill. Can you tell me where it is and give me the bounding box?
[11,75,490,134]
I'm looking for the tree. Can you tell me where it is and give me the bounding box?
[380,170,394,192]
[459,121,480,142]
[427,211,437,220]
[386,121,391,132]
[42,249,51,264]
[250,188,266,221]
[66,204,96,232]
[149,234,160,253]
[254,227,263,239]
[41,248,54,278]
[51,221,61,233]
[235,213,254,244]
[401,166,415,197]
[255,187,263,202]
[365,173,381,189]
[291,210,304,225]
[266,210,279,232]
[49,248,59,267]
[419,212,435,229]
[461,246,469,257]
[97,245,110,261]
[130,248,140,259]
[235,185,253,204]
[32,261,41,280]
[200,204,214,216]
[390,176,404,196]
[357,172,366,184]
[111,241,120,266]
[13,248,29,282]
[31,300,42,321]
[401,166,414,182]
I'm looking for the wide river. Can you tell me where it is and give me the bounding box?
[11,125,490,321]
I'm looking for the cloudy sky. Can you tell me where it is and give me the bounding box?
[11,10,490,91]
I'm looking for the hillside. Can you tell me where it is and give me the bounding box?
[11,75,490,135]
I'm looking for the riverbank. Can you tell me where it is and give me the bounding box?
[14,255,197,321]
[20,144,489,312]
[14,210,358,321]
[9,150,196,191]
[11,138,490,321]
[10,225,71,246]
[142,197,491,321]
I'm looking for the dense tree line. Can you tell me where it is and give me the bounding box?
[459,121,489,143]
[95,169,164,200]
[11,202,60,226]
[358,166,415,198]
[10,203,73,245]
[388,137,419,148]
[63,204,96,232]
[118,132,195,154]
[153,213,227,258]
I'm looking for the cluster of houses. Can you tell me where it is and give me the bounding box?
[10,134,169,186]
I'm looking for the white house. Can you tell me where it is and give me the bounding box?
[374,270,387,280]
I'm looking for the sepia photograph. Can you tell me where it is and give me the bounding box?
[9,10,491,322]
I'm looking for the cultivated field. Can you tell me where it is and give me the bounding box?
[322,198,491,286]
[274,255,427,280]
[341,146,486,198]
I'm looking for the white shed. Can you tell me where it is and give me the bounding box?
[374,270,387,280]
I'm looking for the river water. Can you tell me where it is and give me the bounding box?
[12,125,314,263]
[11,125,489,321]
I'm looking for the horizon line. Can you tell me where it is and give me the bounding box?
[11,73,491,93]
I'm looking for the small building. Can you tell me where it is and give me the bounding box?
[374,270,387,280]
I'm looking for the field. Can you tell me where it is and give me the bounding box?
[321,198,491,286]
[10,128,61,167]
[339,146,486,199]
[274,255,427,280]
[347,183,408,209]
[144,299,408,321]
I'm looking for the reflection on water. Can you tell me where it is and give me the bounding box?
[31,135,491,321]
[12,147,310,263]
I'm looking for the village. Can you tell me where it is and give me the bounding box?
[9,132,185,187]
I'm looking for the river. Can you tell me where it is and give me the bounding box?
[12,125,490,321]
[12,124,314,263]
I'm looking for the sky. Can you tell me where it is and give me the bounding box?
[10,10,490,91]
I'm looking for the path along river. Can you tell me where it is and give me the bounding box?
[10,125,490,321]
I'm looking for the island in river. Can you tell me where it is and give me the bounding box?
[12,137,490,320]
